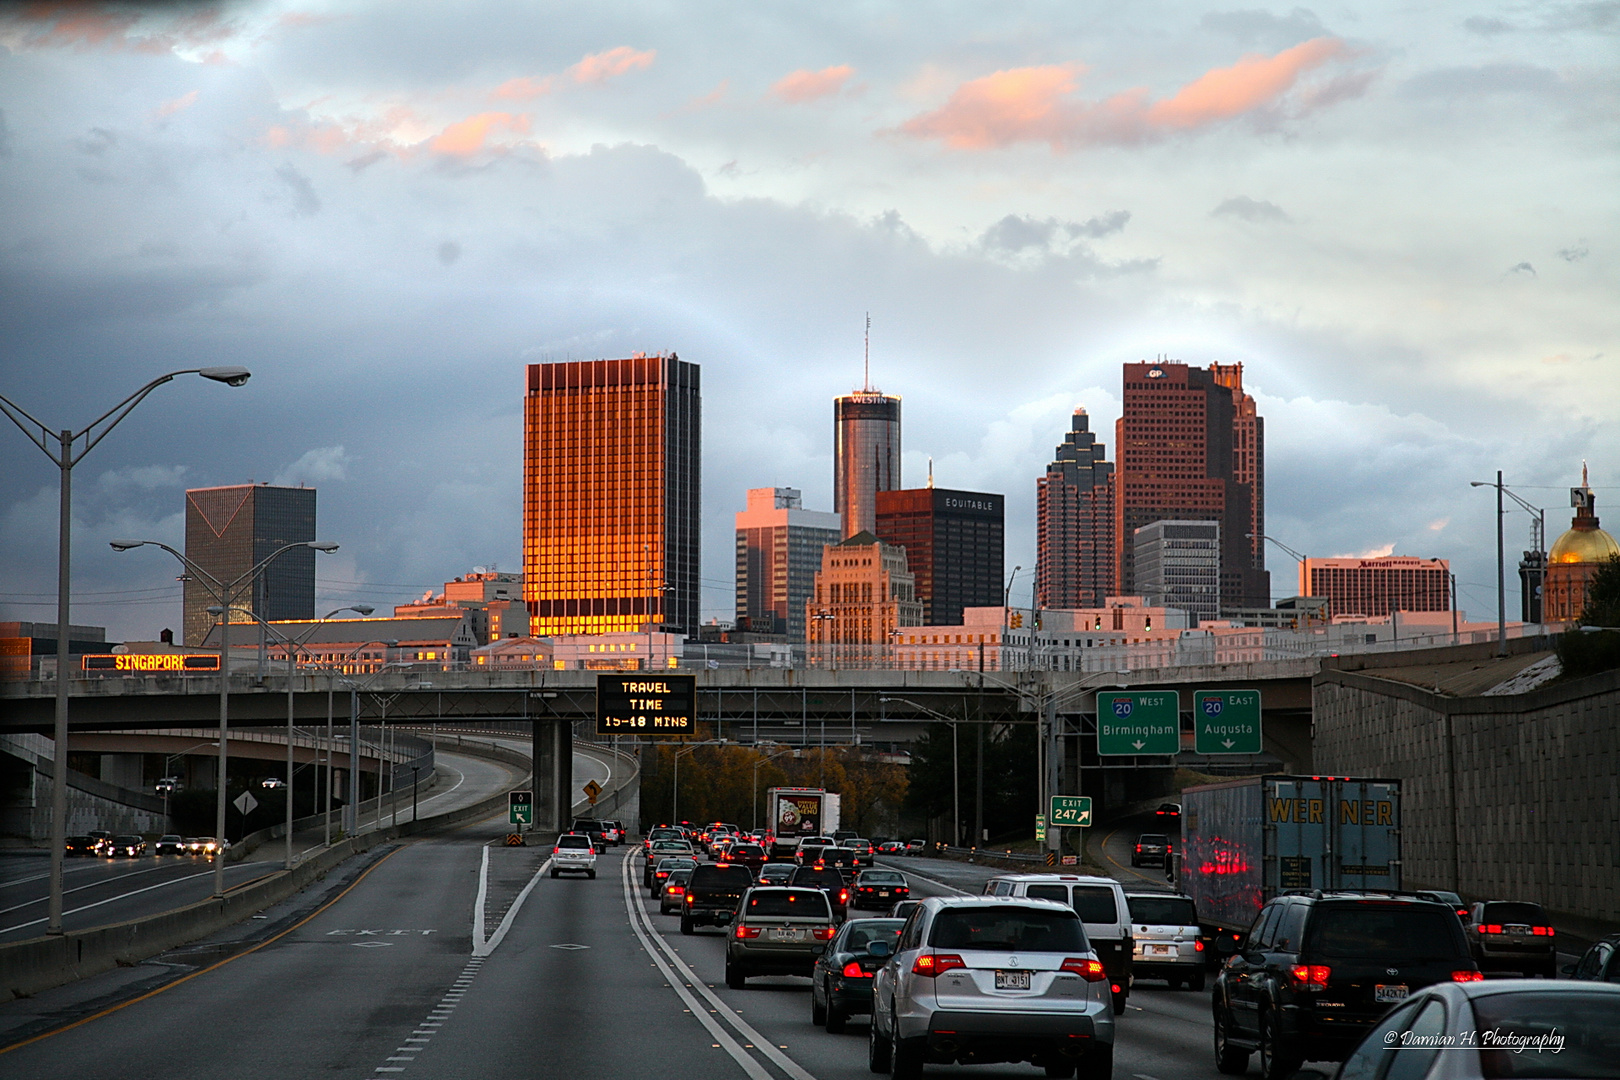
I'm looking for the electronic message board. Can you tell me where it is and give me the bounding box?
[596,673,696,736]
[81,654,221,674]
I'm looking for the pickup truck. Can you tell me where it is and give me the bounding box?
[680,863,754,936]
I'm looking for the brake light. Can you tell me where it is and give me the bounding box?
[912,953,965,976]
[734,925,761,939]
[1195,940,1205,951]
[1289,965,1331,990]
[1111,983,1121,994]
[1060,957,1107,982]
[1531,926,1554,937]
[812,927,836,940]
[1479,924,1503,935]
[842,961,873,978]
[552,847,561,854]
[668,885,684,895]
[1452,970,1484,982]
[1135,845,1142,853]
[839,889,849,903]
[685,893,694,904]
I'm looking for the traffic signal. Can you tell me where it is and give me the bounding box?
[1009,611,1023,628]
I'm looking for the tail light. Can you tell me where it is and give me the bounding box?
[1195,940,1205,952]
[842,961,873,978]
[1451,970,1484,982]
[1478,924,1503,935]
[685,893,694,904]
[1531,926,1554,936]
[1111,984,1121,994]
[734,925,761,939]
[552,847,561,854]
[668,885,684,895]
[838,889,849,903]
[1290,965,1331,990]
[1135,845,1142,853]
[1061,957,1107,982]
[809,926,836,940]
[912,953,965,976]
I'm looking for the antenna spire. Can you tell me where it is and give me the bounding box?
[863,312,871,391]
[927,457,934,489]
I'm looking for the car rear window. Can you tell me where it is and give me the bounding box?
[1471,991,1620,1079]
[791,868,844,889]
[747,890,832,918]
[1306,905,1463,960]
[1072,886,1120,923]
[558,835,592,848]
[844,920,906,949]
[862,872,905,885]
[1138,834,1169,844]
[1128,896,1197,925]
[1480,902,1547,925]
[690,866,752,892]
[732,845,764,857]
[667,869,692,884]
[929,906,1088,952]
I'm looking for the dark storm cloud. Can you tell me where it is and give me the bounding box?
[1212,196,1291,223]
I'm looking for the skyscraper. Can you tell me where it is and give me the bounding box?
[183,484,316,646]
[1299,556,1451,618]
[1036,408,1115,609]
[523,355,700,637]
[1114,359,1269,610]
[834,388,900,539]
[875,487,1004,625]
[734,487,842,640]
[1134,520,1221,624]
[805,531,922,650]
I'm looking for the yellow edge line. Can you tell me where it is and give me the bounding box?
[0,845,406,1056]
[1099,824,1171,886]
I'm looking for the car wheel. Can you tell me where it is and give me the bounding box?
[587,869,596,879]
[726,961,746,990]
[868,1007,892,1073]
[1259,1012,1302,1080]
[549,867,558,878]
[1045,1061,1077,1078]
[1213,1004,1250,1075]
[1188,969,1206,993]
[680,915,694,936]
[1112,988,1126,1015]
[825,1002,846,1034]
[1077,1044,1112,1080]
[811,982,827,1025]
[891,1035,924,1080]
[1166,976,1181,990]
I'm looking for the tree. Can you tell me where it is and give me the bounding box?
[1580,553,1620,628]
[1555,554,1620,679]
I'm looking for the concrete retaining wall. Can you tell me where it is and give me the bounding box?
[1313,662,1620,931]
[0,740,532,1004]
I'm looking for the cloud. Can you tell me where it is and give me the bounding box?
[438,240,461,265]
[491,75,555,100]
[275,163,320,216]
[1463,15,1515,35]
[1508,262,1537,276]
[153,90,198,119]
[1200,7,1328,48]
[1212,195,1291,222]
[0,109,9,158]
[1464,3,1620,34]
[273,446,350,487]
[567,46,655,84]
[427,112,530,156]
[0,5,240,56]
[96,465,190,493]
[1427,517,1449,532]
[1558,244,1589,262]
[1337,542,1397,558]
[980,211,1130,253]
[1402,63,1562,98]
[771,65,855,104]
[898,38,1357,150]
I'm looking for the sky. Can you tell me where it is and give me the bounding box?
[0,0,1616,642]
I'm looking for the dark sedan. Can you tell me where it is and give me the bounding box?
[64,834,98,856]
[849,869,909,910]
[153,834,187,856]
[810,917,904,1032]
[1566,933,1620,982]
[104,834,147,857]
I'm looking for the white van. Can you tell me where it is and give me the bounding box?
[981,873,1133,1015]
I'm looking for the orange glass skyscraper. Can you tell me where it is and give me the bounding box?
[523,356,700,639]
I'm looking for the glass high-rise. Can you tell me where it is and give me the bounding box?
[875,487,1004,626]
[834,390,900,538]
[734,487,841,640]
[523,356,700,638]
[183,484,316,645]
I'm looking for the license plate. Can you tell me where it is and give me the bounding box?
[1374,984,1409,1003]
[1147,945,1172,956]
[879,891,890,897]
[1506,926,1530,936]
[770,928,806,942]
[995,970,1032,990]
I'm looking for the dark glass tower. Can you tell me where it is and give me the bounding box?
[183,484,317,646]
[524,355,701,637]
[1036,409,1115,609]
[875,487,1004,625]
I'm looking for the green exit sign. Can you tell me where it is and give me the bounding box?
[1050,796,1092,827]
[1097,691,1180,756]
[509,790,533,825]
[1194,690,1263,754]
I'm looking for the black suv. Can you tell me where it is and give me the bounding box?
[1212,892,1479,1079]
[681,863,754,935]
[1467,899,1558,978]
[789,865,850,919]
[569,818,611,852]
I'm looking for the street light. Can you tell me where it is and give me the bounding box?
[156,740,217,825]
[1002,566,1023,672]
[318,640,401,836]
[0,366,249,935]
[882,697,961,846]
[113,537,337,897]
[1471,477,1546,646]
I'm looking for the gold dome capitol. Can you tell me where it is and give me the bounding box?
[1549,461,1618,565]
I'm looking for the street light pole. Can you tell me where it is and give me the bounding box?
[0,366,249,935]
[881,698,960,847]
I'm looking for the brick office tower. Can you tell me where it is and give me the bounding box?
[1036,408,1115,609]
[875,487,1004,626]
[523,356,700,637]
[1114,360,1269,610]
[183,484,316,646]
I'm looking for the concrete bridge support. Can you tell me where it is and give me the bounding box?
[532,718,571,831]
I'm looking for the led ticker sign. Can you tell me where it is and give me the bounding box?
[82,654,221,674]
[596,674,696,736]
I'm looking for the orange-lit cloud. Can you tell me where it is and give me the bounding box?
[427,112,530,156]
[771,64,855,103]
[568,45,655,84]
[492,75,556,100]
[900,38,1358,150]
[154,89,199,118]
[2,4,239,55]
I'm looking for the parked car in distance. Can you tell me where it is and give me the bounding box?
[790,865,851,920]
[757,862,795,886]
[550,833,598,878]
[649,856,699,897]
[1566,933,1620,982]
[876,840,907,855]
[64,835,98,856]
[1335,980,1620,1080]
[725,886,837,989]
[659,868,694,915]
[851,869,910,911]
[1130,833,1172,868]
[869,895,1114,1080]
[1212,892,1478,1077]
[812,917,905,1032]
[1125,892,1205,990]
[153,834,187,856]
[1467,900,1558,978]
[105,834,147,857]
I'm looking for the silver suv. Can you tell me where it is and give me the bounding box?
[1124,892,1205,991]
[870,896,1114,1079]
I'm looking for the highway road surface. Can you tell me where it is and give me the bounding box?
[0,829,1332,1080]
[0,741,610,946]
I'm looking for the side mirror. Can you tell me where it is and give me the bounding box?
[1214,935,1242,957]
[867,940,893,958]
[1562,964,1576,976]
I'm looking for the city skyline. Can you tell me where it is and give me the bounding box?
[0,3,1613,641]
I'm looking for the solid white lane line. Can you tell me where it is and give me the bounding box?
[0,868,248,936]
[0,860,202,916]
[624,854,819,1080]
[618,852,776,1080]
[472,845,490,949]
[471,855,552,958]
